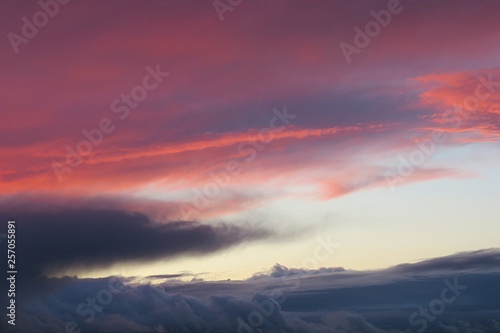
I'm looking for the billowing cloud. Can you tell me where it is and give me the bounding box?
[4,250,500,332]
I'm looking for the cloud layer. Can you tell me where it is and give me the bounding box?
[4,250,500,333]
[2,206,270,278]
[1,0,499,212]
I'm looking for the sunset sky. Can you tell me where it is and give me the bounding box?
[1,0,500,281]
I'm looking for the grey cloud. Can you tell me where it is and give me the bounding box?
[4,249,500,332]
[4,207,271,278]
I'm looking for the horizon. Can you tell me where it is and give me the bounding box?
[1,1,500,332]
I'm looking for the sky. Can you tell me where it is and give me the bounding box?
[0,1,500,332]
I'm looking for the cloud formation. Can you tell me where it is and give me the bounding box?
[1,0,499,204]
[4,249,500,333]
[3,206,271,278]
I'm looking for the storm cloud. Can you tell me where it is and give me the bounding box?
[6,207,271,278]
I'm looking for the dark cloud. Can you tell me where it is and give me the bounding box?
[3,249,500,332]
[389,249,500,274]
[3,207,271,278]
[251,263,346,279]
